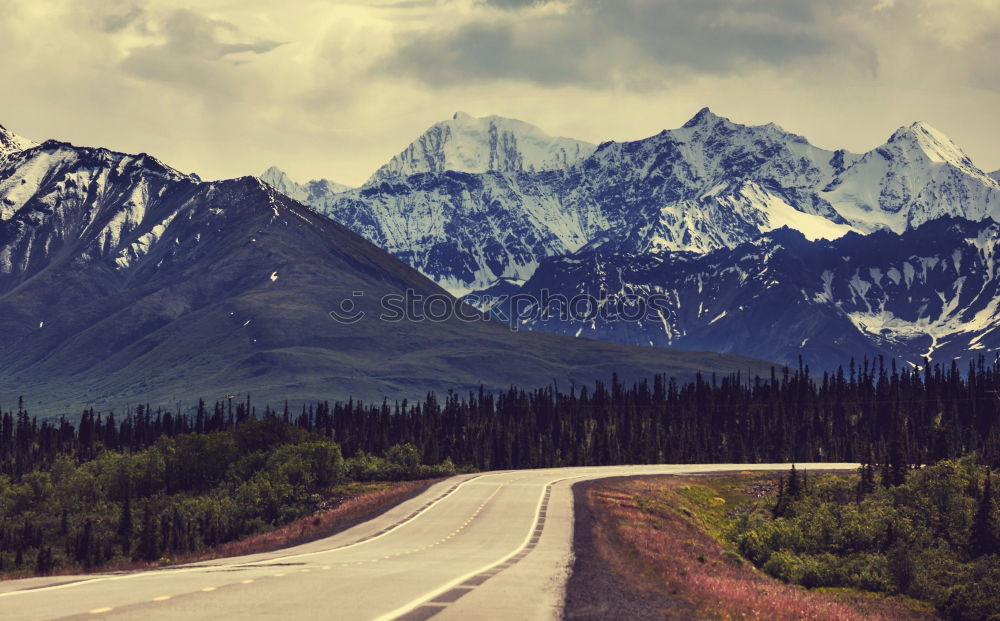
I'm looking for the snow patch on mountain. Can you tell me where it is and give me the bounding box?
[367,112,595,184]
[498,218,1000,370]
[709,181,855,242]
[115,210,178,269]
[0,124,34,160]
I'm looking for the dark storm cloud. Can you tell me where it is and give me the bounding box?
[94,3,147,34]
[385,21,591,86]
[383,0,875,87]
[121,9,284,88]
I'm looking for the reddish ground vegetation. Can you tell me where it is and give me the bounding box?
[582,476,937,621]
[3,479,437,580]
[168,479,436,563]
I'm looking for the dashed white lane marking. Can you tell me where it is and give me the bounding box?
[201,587,217,592]
[372,474,585,621]
[241,579,255,584]
[0,473,500,601]
[272,573,286,577]
[354,482,509,565]
[244,473,495,565]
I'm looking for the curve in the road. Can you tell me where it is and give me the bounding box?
[0,464,861,621]
[0,472,492,600]
[377,474,584,621]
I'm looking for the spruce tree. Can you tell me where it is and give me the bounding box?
[138,504,159,562]
[118,495,133,556]
[971,471,999,556]
[787,465,801,499]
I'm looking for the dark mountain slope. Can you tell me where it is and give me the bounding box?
[0,139,771,415]
[490,217,1000,371]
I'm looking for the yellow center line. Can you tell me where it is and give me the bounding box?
[89,608,113,614]
[241,579,255,584]
[201,587,217,592]
[152,595,171,602]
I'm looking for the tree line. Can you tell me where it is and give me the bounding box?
[4,356,1000,479]
[2,355,1000,577]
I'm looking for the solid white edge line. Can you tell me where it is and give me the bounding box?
[250,472,505,564]
[0,465,859,602]
[371,474,586,621]
[370,463,861,621]
[0,472,500,599]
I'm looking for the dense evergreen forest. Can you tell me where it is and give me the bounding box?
[732,459,1000,620]
[0,406,462,577]
[8,356,1000,477]
[2,356,1000,577]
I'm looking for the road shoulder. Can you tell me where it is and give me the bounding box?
[563,477,695,620]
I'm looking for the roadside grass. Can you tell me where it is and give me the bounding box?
[588,475,937,621]
[2,479,438,580]
[163,479,437,564]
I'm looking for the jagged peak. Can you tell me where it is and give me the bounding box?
[6,138,193,183]
[0,122,36,156]
[886,121,972,166]
[260,166,292,187]
[452,111,472,121]
[260,166,352,199]
[673,108,811,145]
[682,107,727,129]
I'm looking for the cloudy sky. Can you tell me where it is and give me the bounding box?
[2,0,999,185]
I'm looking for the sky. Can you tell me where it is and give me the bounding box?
[1,0,999,186]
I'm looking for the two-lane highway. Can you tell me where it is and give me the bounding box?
[0,463,858,620]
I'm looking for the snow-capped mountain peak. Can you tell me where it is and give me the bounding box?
[259,166,352,208]
[0,123,35,160]
[676,107,809,145]
[821,120,999,234]
[366,113,596,184]
[991,169,1000,183]
[287,107,1000,299]
[681,106,722,128]
[886,121,977,169]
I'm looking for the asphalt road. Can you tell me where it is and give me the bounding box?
[0,463,858,620]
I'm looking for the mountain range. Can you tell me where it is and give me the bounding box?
[269,109,1000,294]
[0,124,769,415]
[263,109,1000,370]
[489,217,1000,370]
